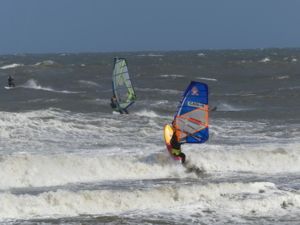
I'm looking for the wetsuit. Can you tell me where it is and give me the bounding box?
[111,97,129,114]
[8,76,15,87]
[170,132,186,164]
[110,97,117,109]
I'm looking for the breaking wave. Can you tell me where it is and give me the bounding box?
[0,181,299,220]
[259,57,271,63]
[20,79,80,94]
[0,63,24,70]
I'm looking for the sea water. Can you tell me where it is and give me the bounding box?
[0,49,299,224]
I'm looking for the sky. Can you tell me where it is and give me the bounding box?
[0,0,300,54]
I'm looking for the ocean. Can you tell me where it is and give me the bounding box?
[0,49,299,224]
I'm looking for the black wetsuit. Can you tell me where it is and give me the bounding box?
[8,76,15,87]
[170,134,181,150]
[110,97,129,114]
[110,98,117,109]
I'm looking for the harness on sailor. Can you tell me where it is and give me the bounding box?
[171,148,181,156]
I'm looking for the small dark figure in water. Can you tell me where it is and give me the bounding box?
[8,75,15,87]
[170,129,186,164]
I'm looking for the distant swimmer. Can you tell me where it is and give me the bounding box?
[170,126,186,164]
[8,75,15,87]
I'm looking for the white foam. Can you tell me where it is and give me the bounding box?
[33,60,56,66]
[197,53,206,57]
[278,85,300,91]
[149,100,171,107]
[0,181,299,220]
[135,87,181,95]
[259,57,271,63]
[184,143,300,173]
[0,141,299,190]
[283,57,298,63]
[134,110,161,118]
[217,103,248,111]
[78,80,100,87]
[0,109,165,155]
[276,75,290,80]
[197,77,218,82]
[0,153,180,189]
[20,79,80,94]
[0,63,24,70]
[138,53,164,57]
[160,74,185,78]
[239,59,252,64]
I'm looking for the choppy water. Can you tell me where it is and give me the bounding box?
[0,49,300,224]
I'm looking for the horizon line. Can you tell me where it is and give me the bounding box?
[1,46,300,56]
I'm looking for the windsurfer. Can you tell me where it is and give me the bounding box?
[110,95,118,109]
[170,129,186,164]
[110,95,129,114]
[8,75,15,87]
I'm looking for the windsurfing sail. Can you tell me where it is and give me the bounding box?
[112,58,136,110]
[173,81,209,144]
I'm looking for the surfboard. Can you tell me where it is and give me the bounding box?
[163,124,181,160]
[112,57,136,113]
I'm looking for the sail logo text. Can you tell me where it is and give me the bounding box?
[187,101,204,107]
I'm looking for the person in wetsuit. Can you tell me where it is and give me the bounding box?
[170,129,186,164]
[110,95,118,109]
[110,95,129,114]
[8,75,15,87]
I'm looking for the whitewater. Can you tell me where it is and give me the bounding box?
[0,49,300,224]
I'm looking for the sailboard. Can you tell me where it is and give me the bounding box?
[163,81,209,159]
[112,58,136,112]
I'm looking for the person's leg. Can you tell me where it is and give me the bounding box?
[179,152,186,164]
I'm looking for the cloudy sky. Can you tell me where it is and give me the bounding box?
[0,0,300,54]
